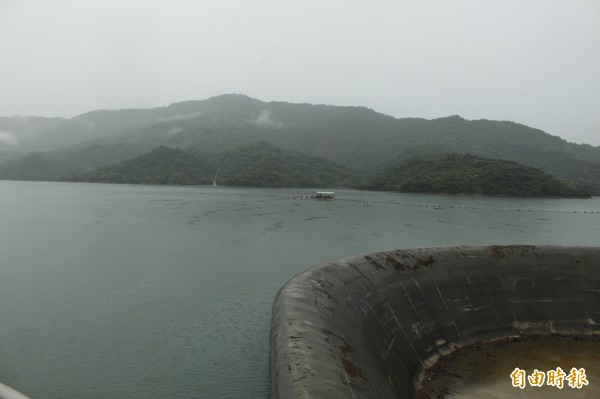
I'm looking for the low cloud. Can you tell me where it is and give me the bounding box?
[251,110,283,129]
[0,130,19,149]
[156,111,203,123]
[82,119,96,132]
[166,126,183,136]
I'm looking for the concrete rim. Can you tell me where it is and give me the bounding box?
[270,245,600,398]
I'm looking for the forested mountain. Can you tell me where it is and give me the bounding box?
[366,153,590,198]
[67,142,353,188]
[67,146,213,185]
[0,94,598,193]
[208,141,353,188]
[0,116,90,163]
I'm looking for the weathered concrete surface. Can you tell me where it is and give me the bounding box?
[270,245,600,398]
[0,382,30,399]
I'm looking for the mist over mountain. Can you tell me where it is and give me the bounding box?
[0,94,598,193]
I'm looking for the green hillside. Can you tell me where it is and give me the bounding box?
[68,142,353,188]
[1,94,599,194]
[366,153,590,198]
[212,141,353,188]
[69,146,212,185]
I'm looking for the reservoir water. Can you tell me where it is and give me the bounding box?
[1,181,599,398]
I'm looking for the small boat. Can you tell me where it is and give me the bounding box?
[288,191,335,200]
[313,191,335,200]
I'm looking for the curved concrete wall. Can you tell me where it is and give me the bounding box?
[0,382,30,399]
[270,245,600,398]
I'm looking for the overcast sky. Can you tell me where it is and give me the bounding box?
[1,0,598,145]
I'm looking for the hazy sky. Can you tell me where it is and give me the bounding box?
[1,0,599,145]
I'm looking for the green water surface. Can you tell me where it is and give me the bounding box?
[1,181,599,398]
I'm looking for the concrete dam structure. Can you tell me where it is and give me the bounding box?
[270,245,600,398]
